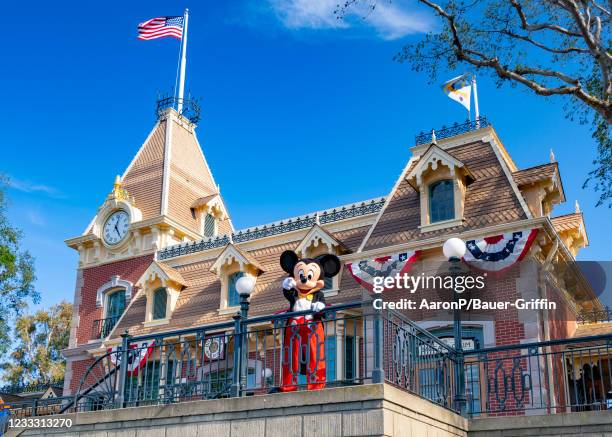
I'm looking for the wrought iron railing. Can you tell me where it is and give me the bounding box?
[577,307,612,324]
[463,334,612,416]
[10,301,612,419]
[0,382,63,395]
[92,316,121,339]
[156,95,201,125]
[157,198,386,261]
[3,396,75,418]
[414,117,489,145]
[31,302,460,416]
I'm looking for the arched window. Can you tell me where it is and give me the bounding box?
[228,271,245,307]
[153,288,167,320]
[203,213,217,238]
[429,180,455,223]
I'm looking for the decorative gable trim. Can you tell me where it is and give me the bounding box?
[96,275,133,307]
[295,224,348,256]
[191,193,229,220]
[210,244,264,275]
[358,157,418,253]
[481,134,533,220]
[405,144,472,187]
[137,261,187,289]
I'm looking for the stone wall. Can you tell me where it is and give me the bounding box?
[6,384,468,437]
[469,410,612,436]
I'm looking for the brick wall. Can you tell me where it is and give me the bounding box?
[75,254,154,346]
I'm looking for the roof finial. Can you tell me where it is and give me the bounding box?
[431,129,437,145]
[575,200,581,213]
[314,212,320,225]
[549,148,556,163]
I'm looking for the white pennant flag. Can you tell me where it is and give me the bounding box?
[442,74,472,112]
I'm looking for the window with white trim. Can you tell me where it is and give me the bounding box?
[152,287,167,320]
[428,179,455,223]
[203,213,217,238]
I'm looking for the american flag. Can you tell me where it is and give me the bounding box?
[138,16,184,41]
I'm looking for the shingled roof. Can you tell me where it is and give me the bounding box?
[512,162,559,187]
[361,139,529,251]
[551,212,584,233]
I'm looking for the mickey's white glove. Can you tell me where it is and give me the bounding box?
[312,301,326,312]
[283,277,296,290]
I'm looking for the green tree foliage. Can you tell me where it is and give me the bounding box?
[2,301,72,386]
[339,0,611,205]
[0,175,39,359]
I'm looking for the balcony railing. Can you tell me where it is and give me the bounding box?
[414,117,489,145]
[10,301,612,420]
[577,308,612,324]
[92,316,121,339]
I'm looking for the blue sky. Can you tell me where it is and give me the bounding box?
[0,1,609,311]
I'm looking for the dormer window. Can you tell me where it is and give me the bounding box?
[192,194,228,239]
[137,261,187,327]
[406,144,474,233]
[429,180,455,223]
[210,244,264,314]
[152,287,168,320]
[228,271,245,307]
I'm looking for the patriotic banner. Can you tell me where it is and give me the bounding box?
[442,74,472,111]
[346,251,420,293]
[203,336,226,362]
[108,341,154,376]
[138,16,184,41]
[464,229,538,272]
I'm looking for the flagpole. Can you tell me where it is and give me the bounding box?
[472,75,480,125]
[177,8,189,113]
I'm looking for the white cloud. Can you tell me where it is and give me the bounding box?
[269,0,348,30]
[26,210,46,227]
[267,0,431,39]
[7,177,62,198]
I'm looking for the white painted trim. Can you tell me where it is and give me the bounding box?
[358,157,418,253]
[481,134,533,219]
[82,215,97,236]
[160,115,174,216]
[192,130,219,196]
[295,224,342,256]
[77,121,162,236]
[345,216,549,262]
[419,218,464,233]
[96,275,133,308]
[121,121,161,181]
[417,320,496,348]
[406,145,466,186]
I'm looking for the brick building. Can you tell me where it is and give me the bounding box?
[62,109,597,414]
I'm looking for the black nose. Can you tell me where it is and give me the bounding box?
[300,277,308,284]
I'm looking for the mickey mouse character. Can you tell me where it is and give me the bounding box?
[279,250,341,391]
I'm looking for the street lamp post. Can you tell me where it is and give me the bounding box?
[236,275,256,396]
[443,237,467,416]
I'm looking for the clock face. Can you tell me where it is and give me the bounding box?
[103,210,130,246]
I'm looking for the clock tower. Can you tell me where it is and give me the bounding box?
[62,107,231,395]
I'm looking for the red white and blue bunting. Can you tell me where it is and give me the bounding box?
[108,341,154,376]
[463,228,538,272]
[346,251,420,293]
